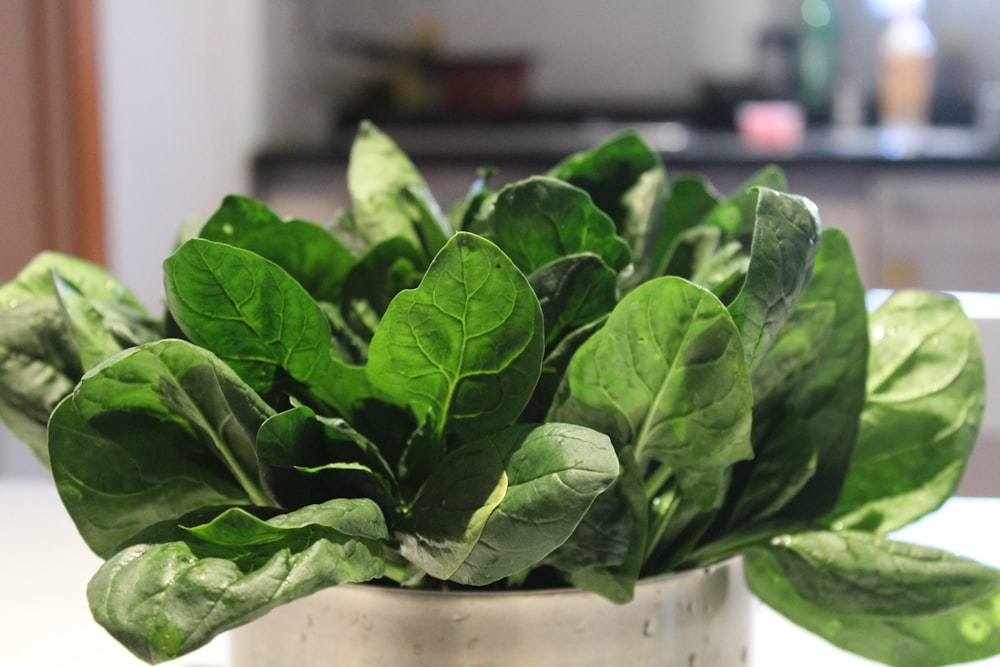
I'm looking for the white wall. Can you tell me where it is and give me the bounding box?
[0,0,268,477]
[97,0,266,312]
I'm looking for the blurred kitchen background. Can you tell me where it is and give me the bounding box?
[1,0,998,494]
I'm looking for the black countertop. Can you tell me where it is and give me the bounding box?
[253,122,1000,189]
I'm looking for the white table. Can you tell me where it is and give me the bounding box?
[3,478,999,667]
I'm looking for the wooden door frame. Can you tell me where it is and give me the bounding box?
[1,0,104,277]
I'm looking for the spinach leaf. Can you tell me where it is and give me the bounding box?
[730,229,868,524]
[660,224,748,299]
[366,232,544,465]
[618,165,667,281]
[48,339,276,557]
[545,448,647,603]
[826,291,986,534]
[528,253,618,347]
[89,499,386,663]
[256,405,398,513]
[0,300,81,463]
[522,316,607,424]
[727,188,822,371]
[651,173,720,276]
[164,238,355,414]
[760,530,1000,615]
[546,129,661,234]
[702,164,788,237]
[771,229,869,518]
[53,271,160,369]
[199,194,357,303]
[746,539,1000,667]
[548,276,753,510]
[348,120,448,254]
[0,251,147,310]
[0,253,157,463]
[490,176,632,275]
[339,236,427,343]
[397,422,618,585]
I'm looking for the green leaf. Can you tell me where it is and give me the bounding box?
[731,229,868,524]
[759,530,1000,616]
[660,225,748,299]
[651,173,721,275]
[528,253,618,347]
[546,129,661,233]
[0,300,81,464]
[618,165,667,281]
[727,188,822,371]
[545,448,647,603]
[199,194,357,303]
[490,176,632,275]
[731,410,819,523]
[88,499,386,663]
[0,254,156,465]
[256,405,398,512]
[339,236,427,342]
[366,232,544,454]
[0,251,146,312]
[702,164,788,237]
[771,229,869,519]
[164,238,334,399]
[548,276,753,510]
[53,271,160,370]
[522,316,606,423]
[746,540,1000,667]
[348,120,446,254]
[48,339,276,557]
[826,291,986,534]
[397,422,619,585]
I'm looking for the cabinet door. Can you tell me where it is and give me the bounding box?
[871,171,1000,293]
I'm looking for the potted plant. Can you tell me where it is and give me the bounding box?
[0,121,993,667]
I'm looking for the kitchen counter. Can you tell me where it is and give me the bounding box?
[254,124,1000,183]
[4,478,1000,667]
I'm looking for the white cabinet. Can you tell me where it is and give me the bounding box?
[871,170,1000,293]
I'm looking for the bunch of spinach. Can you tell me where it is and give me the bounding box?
[0,120,992,667]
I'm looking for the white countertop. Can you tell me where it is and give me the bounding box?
[3,478,999,667]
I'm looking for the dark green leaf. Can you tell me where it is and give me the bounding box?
[826,291,986,533]
[731,410,819,523]
[521,316,606,423]
[651,173,720,275]
[747,540,1000,667]
[88,499,386,663]
[546,448,647,603]
[771,229,869,519]
[548,276,753,510]
[164,238,335,400]
[199,195,357,303]
[0,300,81,464]
[256,405,398,512]
[397,422,618,585]
[702,164,788,237]
[48,339,276,557]
[618,165,667,281]
[366,232,544,456]
[758,530,1000,616]
[528,253,617,347]
[727,188,822,371]
[546,129,661,232]
[53,271,160,369]
[339,236,427,342]
[490,177,632,274]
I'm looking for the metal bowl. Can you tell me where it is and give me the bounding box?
[231,558,751,667]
